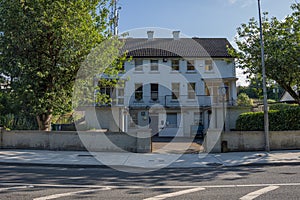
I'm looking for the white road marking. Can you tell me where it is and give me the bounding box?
[0,185,33,192]
[143,187,205,200]
[0,182,299,189]
[33,187,111,200]
[240,186,280,200]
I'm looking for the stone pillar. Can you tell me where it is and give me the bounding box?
[203,129,222,153]
[136,128,152,153]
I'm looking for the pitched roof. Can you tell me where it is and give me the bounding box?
[121,38,233,58]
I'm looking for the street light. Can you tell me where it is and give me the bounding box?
[257,0,270,152]
[219,83,228,132]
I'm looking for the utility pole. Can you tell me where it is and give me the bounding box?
[257,0,270,152]
[110,0,121,35]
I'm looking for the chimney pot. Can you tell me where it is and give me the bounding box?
[147,31,154,40]
[172,31,180,40]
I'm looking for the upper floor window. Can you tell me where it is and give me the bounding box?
[205,60,213,71]
[171,60,179,71]
[187,60,195,71]
[188,82,196,99]
[151,83,159,101]
[117,88,124,105]
[135,59,143,71]
[135,83,143,101]
[172,83,180,100]
[150,60,159,71]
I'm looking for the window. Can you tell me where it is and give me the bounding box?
[205,60,213,71]
[172,83,180,100]
[187,60,195,71]
[151,83,159,101]
[166,113,177,128]
[171,60,179,71]
[135,83,143,101]
[150,60,159,71]
[135,59,143,71]
[98,82,115,105]
[205,85,210,96]
[188,82,196,99]
[117,88,124,105]
[194,112,203,125]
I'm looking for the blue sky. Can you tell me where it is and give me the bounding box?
[117,0,297,85]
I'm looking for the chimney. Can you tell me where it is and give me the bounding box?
[172,31,180,40]
[147,31,154,40]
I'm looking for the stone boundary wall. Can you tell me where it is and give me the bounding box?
[221,131,300,152]
[0,129,151,153]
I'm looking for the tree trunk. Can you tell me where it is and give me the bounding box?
[36,112,52,131]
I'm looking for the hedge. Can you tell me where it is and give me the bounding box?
[236,106,300,131]
[269,103,298,111]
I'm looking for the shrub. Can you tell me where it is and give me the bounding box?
[237,93,253,107]
[236,106,300,131]
[0,114,38,130]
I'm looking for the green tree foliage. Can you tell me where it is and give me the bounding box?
[0,0,115,130]
[237,93,253,107]
[229,3,300,104]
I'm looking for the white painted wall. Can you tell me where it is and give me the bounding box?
[121,58,237,105]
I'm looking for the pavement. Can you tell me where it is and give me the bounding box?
[0,149,299,169]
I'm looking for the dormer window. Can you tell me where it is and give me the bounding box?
[171,60,179,71]
[187,60,195,71]
[205,60,213,71]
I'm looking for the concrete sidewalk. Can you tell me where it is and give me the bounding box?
[0,149,299,169]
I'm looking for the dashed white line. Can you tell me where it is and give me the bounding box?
[143,187,205,200]
[0,185,34,192]
[33,187,111,200]
[240,186,280,200]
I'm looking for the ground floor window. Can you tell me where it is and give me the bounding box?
[166,113,177,128]
[194,112,203,125]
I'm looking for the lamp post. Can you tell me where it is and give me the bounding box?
[219,83,228,132]
[258,0,270,152]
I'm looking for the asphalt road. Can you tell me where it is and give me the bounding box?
[0,164,299,200]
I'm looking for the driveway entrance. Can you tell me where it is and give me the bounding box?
[152,137,204,154]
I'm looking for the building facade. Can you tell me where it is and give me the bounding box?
[91,31,238,137]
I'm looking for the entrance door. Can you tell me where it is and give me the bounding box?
[149,115,159,136]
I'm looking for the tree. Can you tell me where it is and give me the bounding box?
[0,0,113,130]
[229,3,300,104]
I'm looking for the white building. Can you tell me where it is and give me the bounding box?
[90,31,238,137]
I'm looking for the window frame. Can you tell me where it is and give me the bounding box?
[171,59,180,71]
[150,83,159,101]
[135,59,143,71]
[188,82,196,99]
[171,83,180,100]
[205,60,213,71]
[187,60,195,71]
[135,83,143,101]
[150,59,159,71]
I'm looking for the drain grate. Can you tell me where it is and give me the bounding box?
[77,154,93,157]
[206,162,223,166]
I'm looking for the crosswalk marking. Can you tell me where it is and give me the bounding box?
[33,187,111,200]
[143,187,205,200]
[240,186,280,200]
